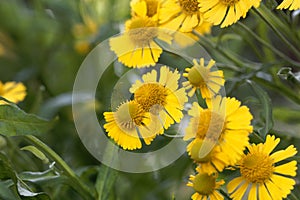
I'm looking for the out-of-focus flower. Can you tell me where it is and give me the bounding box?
[277,0,300,10]
[0,81,26,105]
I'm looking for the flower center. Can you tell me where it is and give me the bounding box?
[188,66,208,87]
[178,0,199,15]
[145,0,159,17]
[240,153,274,183]
[220,0,239,6]
[194,110,225,141]
[134,83,168,114]
[115,101,145,131]
[190,139,214,162]
[193,173,216,195]
[127,17,157,46]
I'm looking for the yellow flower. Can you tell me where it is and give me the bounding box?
[110,16,171,68]
[159,0,204,32]
[183,58,225,98]
[130,66,188,129]
[72,16,98,54]
[0,81,26,105]
[277,0,300,10]
[187,171,225,200]
[184,96,253,172]
[131,0,162,21]
[227,135,298,200]
[103,100,163,150]
[198,0,261,28]
[187,138,231,174]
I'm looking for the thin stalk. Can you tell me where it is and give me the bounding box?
[253,7,300,58]
[236,22,300,67]
[253,77,300,105]
[193,31,245,68]
[24,135,95,200]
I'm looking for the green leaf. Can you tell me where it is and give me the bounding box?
[20,146,49,164]
[0,180,17,200]
[0,153,17,182]
[0,104,55,136]
[247,80,274,138]
[95,165,118,200]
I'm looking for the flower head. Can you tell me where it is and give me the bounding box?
[227,135,298,200]
[184,96,253,173]
[0,81,26,105]
[103,100,163,150]
[130,66,188,129]
[110,15,171,68]
[187,171,225,200]
[159,0,204,32]
[183,58,224,98]
[187,138,231,174]
[277,0,300,10]
[198,0,261,28]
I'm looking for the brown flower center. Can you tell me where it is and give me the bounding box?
[178,0,199,15]
[134,83,168,114]
[240,152,274,183]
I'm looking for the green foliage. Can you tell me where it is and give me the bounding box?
[0,0,299,199]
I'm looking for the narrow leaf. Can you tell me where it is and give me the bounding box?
[21,146,49,164]
[247,80,274,138]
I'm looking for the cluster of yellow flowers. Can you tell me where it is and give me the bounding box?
[104,0,299,199]
[109,0,299,68]
[103,58,298,199]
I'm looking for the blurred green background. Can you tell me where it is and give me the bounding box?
[0,0,300,200]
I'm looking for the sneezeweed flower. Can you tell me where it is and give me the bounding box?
[110,15,171,68]
[130,66,188,129]
[227,135,298,200]
[198,0,261,28]
[0,81,26,105]
[277,0,300,10]
[187,171,225,200]
[131,0,162,21]
[103,100,163,150]
[159,0,204,32]
[184,96,253,170]
[187,138,231,174]
[182,58,225,98]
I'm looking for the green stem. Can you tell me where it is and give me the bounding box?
[236,22,300,67]
[253,6,300,58]
[24,135,95,200]
[193,31,246,68]
[253,77,300,105]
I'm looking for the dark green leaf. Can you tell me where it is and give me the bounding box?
[0,153,17,182]
[0,180,17,200]
[247,80,274,138]
[0,105,55,136]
